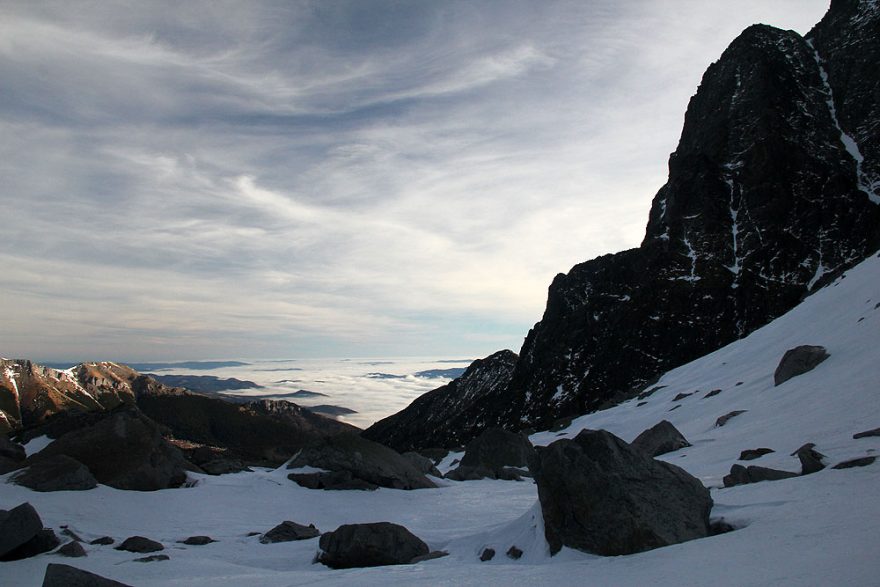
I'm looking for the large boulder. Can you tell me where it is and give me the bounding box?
[446,428,534,481]
[115,536,164,553]
[11,455,97,492]
[530,429,712,556]
[630,420,691,457]
[1,528,60,561]
[33,407,188,491]
[42,563,132,587]
[317,522,429,569]
[286,434,435,490]
[774,345,829,386]
[0,502,43,559]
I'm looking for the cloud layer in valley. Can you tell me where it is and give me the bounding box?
[0,0,829,361]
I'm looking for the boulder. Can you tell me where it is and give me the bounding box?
[33,407,188,491]
[530,429,712,556]
[0,502,43,559]
[1,528,60,561]
[722,464,798,487]
[89,536,114,545]
[11,455,97,492]
[402,452,442,478]
[317,522,429,569]
[133,554,169,562]
[774,345,829,386]
[57,541,87,557]
[286,434,435,490]
[179,536,216,546]
[259,521,320,543]
[446,428,534,481]
[288,470,378,491]
[115,536,164,553]
[715,410,747,427]
[0,434,26,461]
[832,456,876,469]
[853,427,880,439]
[0,455,23,474]
[630,420,691,456]
[506,545,523,559]
[42,563,132,587]
[479,548,495,561]
[739,448,774,461]
[792,443,826,475]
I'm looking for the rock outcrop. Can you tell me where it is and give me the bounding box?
[361,0,880,446]
[363,351,517,451]
[530,429,712,556]
[774,345,830,386]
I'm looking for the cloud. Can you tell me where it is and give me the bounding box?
[0,0,831,361]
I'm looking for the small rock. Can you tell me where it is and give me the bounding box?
[42,563,132,587]
[260,521,320,543]
[832,456,876,469]
[179,536,216,545]
[774,345,829,386]
[739,448,774,461]
[89,536,114,545]
[60,527,84,542]
[58,541,87,557]
[480,548,496,561]
[708,519,736,535]
[704,389,723,398]
[115,536,164,553]
[133,554,170,562]
[631,420,691,457]
[853,427,880,439]
[668,405,681,412]
[723,464,798,487]
[792,443,826,475]
[506,545,523,559]
[672,392,692,401]
[715,411,747,427]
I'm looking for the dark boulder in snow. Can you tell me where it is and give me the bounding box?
[178,536,216,546]
[506,545,523,559]
[530,429,712,556]
[479,548,495,561]
[115,536,164,553]
[12,455,97,492]
[0,434,26,462]
[42,563,132,587]
[286,433,435,490]
[630,420,691,456]
[832,456,876,469]
[317,522,429,569]
[0,502,44,559]
[792,443,826,475]
[288,470,378,491]
[715,410,747,427]
[446,428,534,481]
[89,536,114,546]
[853,427,880,439]
[57,541,87,557]
[1,528,60,561]
[722,464,798,487]
[33,407,188,491]
[773,345,829,386]
[401,451,442,478]
[259,521,320,543]
[133,554,170,562]
[739,448,775,461]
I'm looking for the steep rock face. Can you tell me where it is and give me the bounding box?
[362,1,880,444]
[362,350,517,451]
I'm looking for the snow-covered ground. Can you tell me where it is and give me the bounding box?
[2,251,879,586]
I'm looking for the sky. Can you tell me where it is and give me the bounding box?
[0,0,831,363]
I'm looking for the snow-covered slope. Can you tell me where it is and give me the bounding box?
[1,251,879,586]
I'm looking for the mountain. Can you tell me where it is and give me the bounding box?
[366,0,880,450]
[0,361,356,465]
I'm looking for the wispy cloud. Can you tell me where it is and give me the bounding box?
[0,0,830,361]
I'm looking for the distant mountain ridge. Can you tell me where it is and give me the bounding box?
[366,0,880,449]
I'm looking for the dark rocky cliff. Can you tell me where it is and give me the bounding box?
[366,0,880,449]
